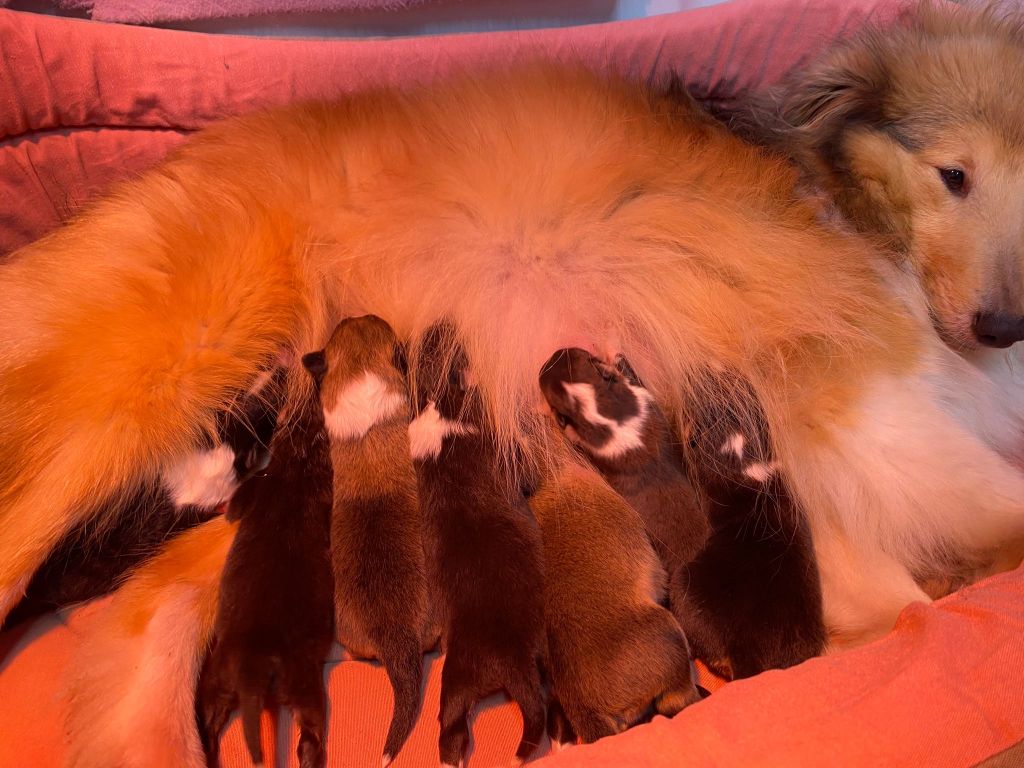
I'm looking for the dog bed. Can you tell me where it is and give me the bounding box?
[0,1,1022,765]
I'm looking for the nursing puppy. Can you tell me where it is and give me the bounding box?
[538,347,709,585]
[196,372,334,768]
[529,436,700,747]
[678,377,825,678]
[540,348,825,678]
[2,372,284,630]
[408,324,546,767]
[306,314,438,766]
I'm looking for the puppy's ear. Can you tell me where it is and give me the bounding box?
[392,342,409,378]
[301,351,328,384]
[613,354,643,387]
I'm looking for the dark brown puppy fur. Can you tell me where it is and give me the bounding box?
[2,370,285,631]
[679,376,826,679]
[196,373,334,768]
[408,324,546,767]
[540,348,825,680]
[528,440,700,747]
[305,315,440,766]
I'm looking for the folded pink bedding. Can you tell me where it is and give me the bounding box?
[3,1,1023,766]
[16,0,439,24]
[0,0,904,256]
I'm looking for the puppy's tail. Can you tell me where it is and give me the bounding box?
[507,663,546,763]
[379,628,425,766]
[240,694,265,765]
[64,516,236,768]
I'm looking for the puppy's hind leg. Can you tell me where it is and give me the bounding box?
[437,660,474,768]
[289,663,328,768]
[545,696,576,752]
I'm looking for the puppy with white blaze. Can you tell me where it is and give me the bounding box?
[308,314,440,767]
[409,324,546,767]
[1,58,1023,689]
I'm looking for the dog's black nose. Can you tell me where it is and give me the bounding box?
[972,312,1024,348]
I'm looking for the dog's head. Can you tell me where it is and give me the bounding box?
[777,2,1024,351]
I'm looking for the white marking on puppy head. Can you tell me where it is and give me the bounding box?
[163,444,238,508]
[407,401,476,460]
[561,381,651,459]
[720,432,745,460]
[743,462,779,483]
[323,371,405,442]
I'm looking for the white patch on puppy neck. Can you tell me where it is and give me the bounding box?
[743,462,778,483]
[561,381,650,459]
[721,432,745,459]
[324,371,405,442]
[163,444,237,508]
[408,401,476,460]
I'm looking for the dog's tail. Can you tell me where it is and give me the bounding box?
[240,694,265,765]
[508,662,546,764]
[0,128,315,621]
[64,516,236,768]
[379,627,425,766]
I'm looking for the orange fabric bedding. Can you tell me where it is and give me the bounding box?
[2,1,1023,765]
[1,565,1021,766]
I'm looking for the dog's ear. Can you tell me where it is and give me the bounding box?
[302,351,328,385]
[779,42,889,138]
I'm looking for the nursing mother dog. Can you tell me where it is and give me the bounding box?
[707,0,1024,594]
[0,61,1022,659]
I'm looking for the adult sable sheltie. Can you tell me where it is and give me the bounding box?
[2,31,1024,717]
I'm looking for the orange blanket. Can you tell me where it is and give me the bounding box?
[1,564,1021,766]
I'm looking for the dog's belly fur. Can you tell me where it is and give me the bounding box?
[0,65,1023,653]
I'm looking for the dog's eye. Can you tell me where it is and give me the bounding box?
[938,167,968,196]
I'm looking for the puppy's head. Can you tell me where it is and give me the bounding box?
[539,348,654,462]
[778,2,1024,351]
[412,322,474,422]
[303,315,409,441]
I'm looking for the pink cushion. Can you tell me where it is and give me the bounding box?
[0,0,905,256]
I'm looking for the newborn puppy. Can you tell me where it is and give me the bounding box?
[409,324,546,767]
[2,369,284,630]
[539,348,709,611]
[528,441,700,747]
[679,382,826,678]
[196,368,334,768]
[306,315,439,766]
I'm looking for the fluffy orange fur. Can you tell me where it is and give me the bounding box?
[64,516,236,768]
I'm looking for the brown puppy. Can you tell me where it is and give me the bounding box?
[528,438,700,748]
[305,314,439,767]
[408,324,546,768]
[540,348,825,679]
[3,371,284,630]
[196,371,334,768]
